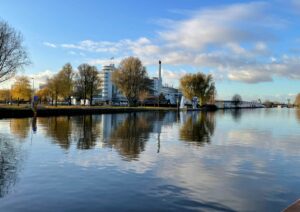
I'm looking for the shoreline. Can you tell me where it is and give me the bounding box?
[0,105,277,119]
[0,106,182,119]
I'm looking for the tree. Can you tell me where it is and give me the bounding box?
[75,64,101,106]
[180,72,216,106]
[43,63,75,106]
[232,94,242,108]
[139,90,149,106]
[294,93,300,107]
[112,57,149,106]
[36,87,51,104]
[263,100,274,108]
[0,20,30,83]
[0,89,10,102]
[56,63,74,105]
[47,75,61,106]
[11,76,31,102]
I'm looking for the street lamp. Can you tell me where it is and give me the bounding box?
[31,77,34,105]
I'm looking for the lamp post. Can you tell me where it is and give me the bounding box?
[31,77,34,105]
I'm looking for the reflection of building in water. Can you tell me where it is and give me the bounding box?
[99,113,128,142]
[98,112,178,159]
[179,112,216,145]
[99,112,178,141]
[0,136,23,198]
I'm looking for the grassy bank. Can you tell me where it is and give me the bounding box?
[0,105,179,118]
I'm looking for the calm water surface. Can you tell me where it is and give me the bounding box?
[0,109,300,211]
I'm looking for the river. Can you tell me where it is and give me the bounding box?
[0,109,299,211]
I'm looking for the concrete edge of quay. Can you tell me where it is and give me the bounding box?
[0,106,181,119]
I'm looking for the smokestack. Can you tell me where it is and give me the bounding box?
[159,60,162,80]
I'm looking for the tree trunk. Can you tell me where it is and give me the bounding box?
[90,84,93,106]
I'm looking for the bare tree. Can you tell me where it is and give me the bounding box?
[112,57,149,106]
[75,64,101,106]
[47,75,60,106]
[57,63,74,105]
[0,20,30,83]
[138,90,149,106]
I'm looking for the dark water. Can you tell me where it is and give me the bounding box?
[0,109,300,211]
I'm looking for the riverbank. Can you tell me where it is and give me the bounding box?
[0,104,244,118]
[0,105,182,118]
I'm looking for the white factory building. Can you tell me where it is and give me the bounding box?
[97,60,180,105]
[95,64,127,105]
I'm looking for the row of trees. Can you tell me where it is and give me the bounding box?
[0,76,31,103]
[0,63,102,106]
[0,56,217,107]
[37,63,101,106]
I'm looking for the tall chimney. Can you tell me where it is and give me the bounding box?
[159,60,162,80]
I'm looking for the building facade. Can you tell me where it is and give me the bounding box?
[97,64,126,104]
[95,60,180,105]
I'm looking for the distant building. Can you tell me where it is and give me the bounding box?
[215,100,265,109]
[97,64,126,104]
[93,60,181,105]
[161,86,181,105]
[148,61,181,105]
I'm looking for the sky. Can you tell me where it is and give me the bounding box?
[0,0,300,102]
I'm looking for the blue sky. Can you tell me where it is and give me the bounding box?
[0,0,300,102]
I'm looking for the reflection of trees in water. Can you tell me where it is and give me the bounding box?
[10,118,30,139]
[231,109,242,122]
[108,113,156,160]
[0,136,22,198]
[180,112,215,145]
[296,109,300,123]
[38,117,73,149]
[38,115,101,150]
[73,115,101,150]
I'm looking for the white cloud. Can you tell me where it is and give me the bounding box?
[88,57,122,66]
[228,69,273,83]
[159,2,271,50]
[0,70,54,89]
[161,69,188,86]
[43,42,57,48]
[49,1,300,85]
[28,70,55,88]
[60,37,159,56]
